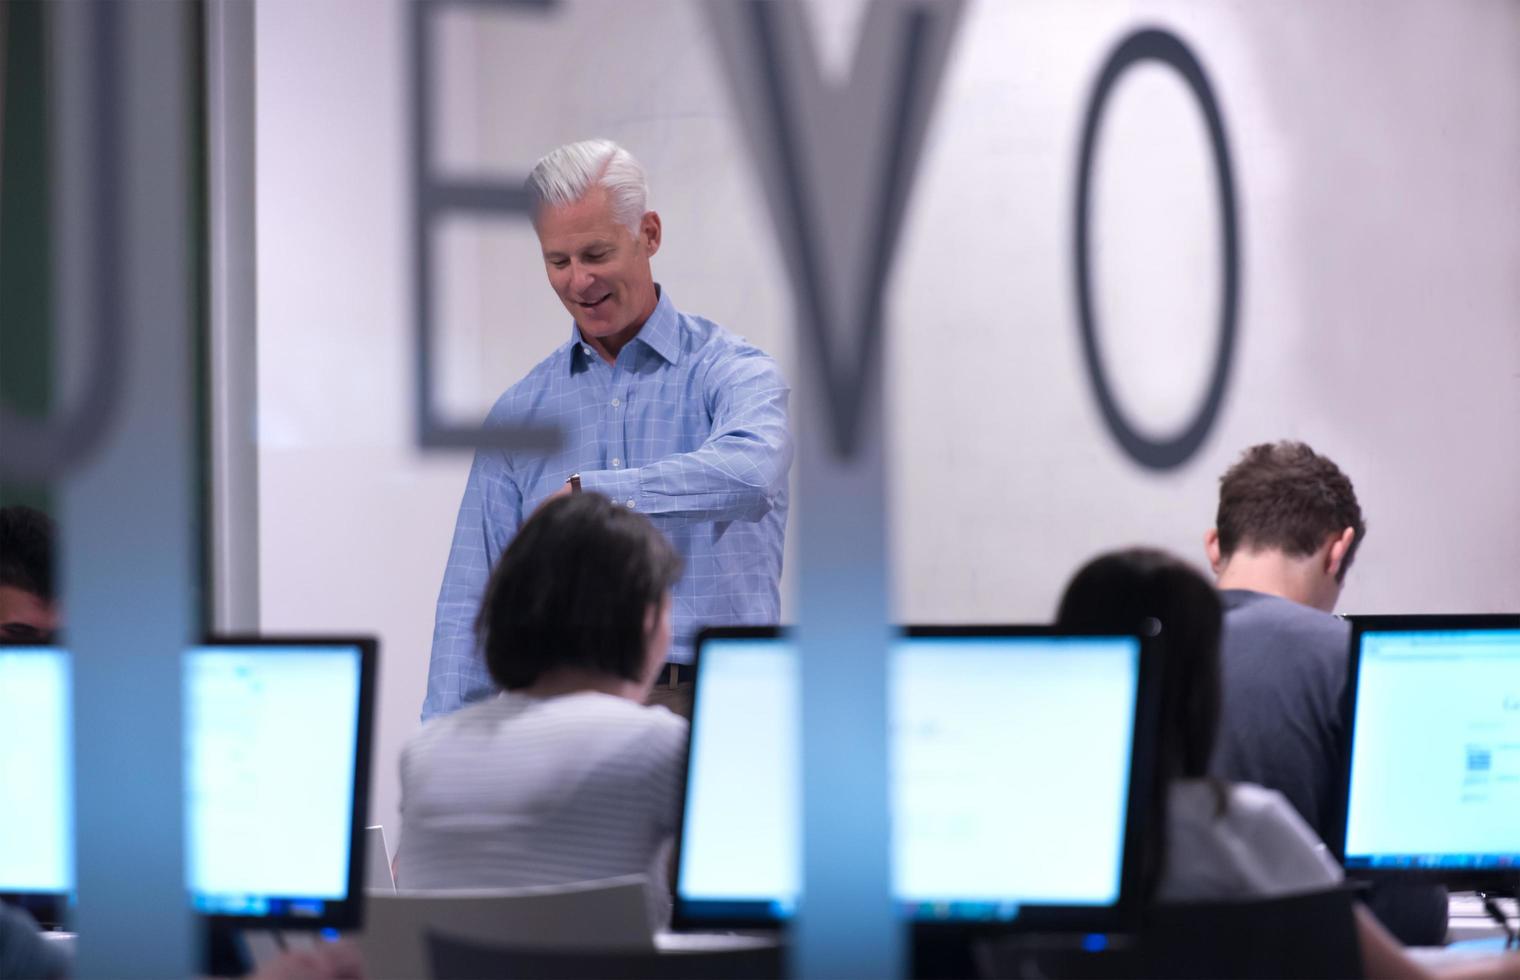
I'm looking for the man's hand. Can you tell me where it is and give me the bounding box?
[530,478,576,517]
[251,941,366,980]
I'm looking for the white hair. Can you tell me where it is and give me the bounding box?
[526,138,648,234]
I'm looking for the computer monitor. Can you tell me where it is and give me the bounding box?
[0,638,376,931]
[1334,615,1520,887]
[0,646,72,926]
[676,628,801,927]
[186,637,377,929]
[674,626,1156,932]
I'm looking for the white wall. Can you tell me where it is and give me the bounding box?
[889,0,1520,620]
[255,0,1520,845]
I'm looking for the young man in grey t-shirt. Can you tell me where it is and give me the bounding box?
[1203,441,1446,946]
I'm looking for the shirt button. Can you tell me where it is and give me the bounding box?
[612,458,621,468]
[611,397,621,408]
[626,499,636,509]
[583,346,593,356]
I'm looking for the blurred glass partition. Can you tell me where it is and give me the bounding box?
[51,1,202,974]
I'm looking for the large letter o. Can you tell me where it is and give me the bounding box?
[1074,28,1240,471]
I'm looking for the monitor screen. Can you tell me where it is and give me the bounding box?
[1340,617,1520,878]
[0,647,73,900]
[185,639,375,928]
[676,631,800,924]
[893,632,1139,919]
[676,627,1148,929]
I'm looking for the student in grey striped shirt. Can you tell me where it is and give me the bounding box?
[397,493,688,901]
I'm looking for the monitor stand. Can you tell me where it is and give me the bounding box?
[201,919,253,977]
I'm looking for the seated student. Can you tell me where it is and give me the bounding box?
[396,493,688,901]
[1203,441,1445,943]
[0,505,61,644]
[1056,549,1520,980]
[0,904,67,980]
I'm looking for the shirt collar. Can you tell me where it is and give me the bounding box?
[567,285,679,372]
[633,287,680,365]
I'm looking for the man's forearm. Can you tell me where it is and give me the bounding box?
[578,437,789,526]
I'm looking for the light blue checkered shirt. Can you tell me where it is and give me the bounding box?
[422,289,792,720]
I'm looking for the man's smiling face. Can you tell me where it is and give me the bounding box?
[535,185,660,355]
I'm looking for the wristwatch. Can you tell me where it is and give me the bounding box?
[568,473,582,493]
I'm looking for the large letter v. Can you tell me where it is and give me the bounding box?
[707,0,964,459]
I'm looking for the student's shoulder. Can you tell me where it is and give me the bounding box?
[1227,781,1301,821]
[404,695,514,760]
[1224,782,1344,890]
[577,696,688,766]
[594,694,689,740]
[1223,590,1344,630]
[517,697,686,801]
[1225,783,1323,847]
[640,701,691,748]
[1222,590,1349,651]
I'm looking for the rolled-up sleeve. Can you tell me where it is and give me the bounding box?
[579,350,791,526]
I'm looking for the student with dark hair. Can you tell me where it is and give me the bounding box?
[0,903,67,980]
[0,505,60,644]
[1057,549,1520,980]
[1057,549,1228,901]
[1203,440,1362,833]
[396,493,687,900]
[1205,440,1445,943]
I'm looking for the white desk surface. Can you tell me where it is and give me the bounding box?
[654,930,779,952]
[1447,892,1519,944]
[1409,938,1515,968]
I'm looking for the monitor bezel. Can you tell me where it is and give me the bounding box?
[1331,614,1520,890]
[672,624,1159,936]
[0,642,73,928]
[191,635,379,932]
[0,894,69,931]
[672,626,790,932]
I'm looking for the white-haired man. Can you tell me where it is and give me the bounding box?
[422,139,792,722]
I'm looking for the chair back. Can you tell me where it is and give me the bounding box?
[978,886,1363,979]
[363,826,396,893]
[358,875,654,979]
[426,931,784,980]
